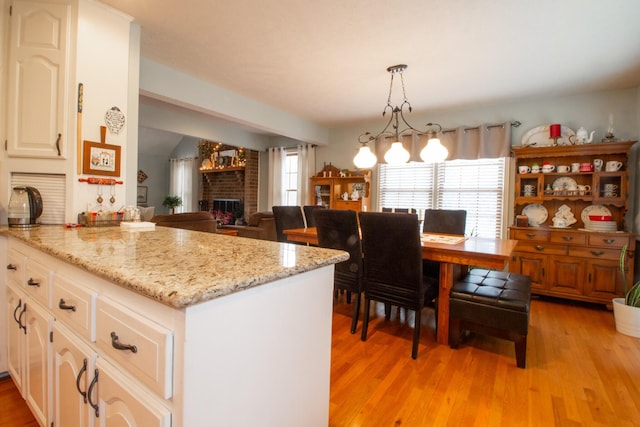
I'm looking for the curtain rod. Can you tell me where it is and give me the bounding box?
[441,120,521,134]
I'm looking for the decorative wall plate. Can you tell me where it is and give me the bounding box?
[552,177,578,191]
[521,125,575,147]
[137,169,148,183]
[105,106,125,134]
[522,204,548,226]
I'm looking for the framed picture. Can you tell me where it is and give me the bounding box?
[137,186,148,204]
[83,140,121,176]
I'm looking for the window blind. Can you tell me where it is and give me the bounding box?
[379,158,506,238]
[11,173,66,224]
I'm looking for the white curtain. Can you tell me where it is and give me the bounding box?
[297,144,316,205]
[267,147,286,208]
[169,157,198,213]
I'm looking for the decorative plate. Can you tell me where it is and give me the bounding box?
[105,106,125,134]
[522,204,548,226]
[581,205,612,224]
[552,177,578,191]
[137,169,148,183]
[521,125,575,147]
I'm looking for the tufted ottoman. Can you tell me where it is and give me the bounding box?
[449,268,532,368]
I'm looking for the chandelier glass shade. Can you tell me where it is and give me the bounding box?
[353,64,448,168]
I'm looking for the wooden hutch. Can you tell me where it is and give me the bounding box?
[309,166,371,212]
[509,140,637,308]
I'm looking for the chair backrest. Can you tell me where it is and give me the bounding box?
[358,212,423,305]
[314,209,362,280]
[423,209,467,235]
[272,206,306,242]
[303,205,325,228]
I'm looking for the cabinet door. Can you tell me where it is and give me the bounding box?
[95,359,171,427]
[6,283,26,396]
[511,252,547,291]
[548,257,585,296]
[7,0,72,158]
[25,299,54,427]
[585,260,623,299]
[52,323,98,427]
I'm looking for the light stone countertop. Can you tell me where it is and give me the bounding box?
[3,225,348,309]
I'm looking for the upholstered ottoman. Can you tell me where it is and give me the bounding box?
[449,268,532,368]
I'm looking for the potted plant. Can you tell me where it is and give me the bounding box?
[162,195,183,214]
[613,244,640,337]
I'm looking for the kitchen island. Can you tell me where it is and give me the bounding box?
[3,225,347,427]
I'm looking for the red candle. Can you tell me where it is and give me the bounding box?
[549,124,561,138]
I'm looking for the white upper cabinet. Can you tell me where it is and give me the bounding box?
[7,0,72,158]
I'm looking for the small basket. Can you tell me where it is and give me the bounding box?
[79,212,123,227]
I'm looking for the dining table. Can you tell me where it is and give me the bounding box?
[283,227,518,345]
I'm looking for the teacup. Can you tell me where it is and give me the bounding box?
[531,165,540,173]
[557,165,570,173]
[605,161,623,172]
[604,184,618,192]
[577,184,591,195]
[593,159,604,172]
[604,192,618,198]
[580,163,593,172]
[571,163,580,172]
[518,165,531,174]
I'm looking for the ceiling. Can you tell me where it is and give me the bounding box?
[100,0,640,131]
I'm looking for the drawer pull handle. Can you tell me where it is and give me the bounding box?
[13,299,22,324]
[58,298,76,312]
[55,133,62,156]
[87,369,99,418]
[27,278,40,287]
[110,331,138,353]
[76,358,88,403]
[534,245,545,251]
[526,233,536,239]
[19,303,27,334]
[603,239,614,244]
[6,264,17,270]
[562,236,573,241]
[591,250,604,256]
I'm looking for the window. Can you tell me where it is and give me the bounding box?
[283,151,298,205]
[378,158,507,238]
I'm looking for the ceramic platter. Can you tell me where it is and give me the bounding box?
[581,205,612,224]
[552,177,578,191]
[521,125,575,147]
[522,204,548,226]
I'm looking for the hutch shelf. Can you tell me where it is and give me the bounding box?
[509,141,637,308]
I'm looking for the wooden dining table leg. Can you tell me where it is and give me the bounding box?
[437,262,454,345]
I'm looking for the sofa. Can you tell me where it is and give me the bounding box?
[234,211,277,241]
[150,211,218,233]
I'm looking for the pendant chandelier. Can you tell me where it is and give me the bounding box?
[353,64,448,168]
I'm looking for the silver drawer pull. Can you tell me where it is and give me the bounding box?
[534,245,545,251]
[603,239,614,244]
[27,278,40,287]
[110,331,138,353]
[526,233,537,239]
[58,298,76,312]
[562,236,573,241]
[591,250,604,256]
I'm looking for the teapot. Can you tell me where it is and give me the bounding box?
[341,192,349,201]
[575,127,595,144]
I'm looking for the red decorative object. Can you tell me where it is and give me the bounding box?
[549,124,561,138]
[78,177,123,185]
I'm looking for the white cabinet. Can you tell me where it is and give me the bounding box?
[52,322,97,427]
[6,0,73,158]
[6,247,54,427]
[94,358,171,427]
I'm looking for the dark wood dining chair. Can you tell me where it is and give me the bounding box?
[422,209,467,304]
[303,205,325,228]
[314,209,363,334]
[272,206,306,243]
[358,211,434,359]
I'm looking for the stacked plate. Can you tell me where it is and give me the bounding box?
[585,220,617,232]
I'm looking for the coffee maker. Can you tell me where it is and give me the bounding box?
[8,186,43,227]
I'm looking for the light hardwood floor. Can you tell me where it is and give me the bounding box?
[329,295,640,426]
[2,296,639,426]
